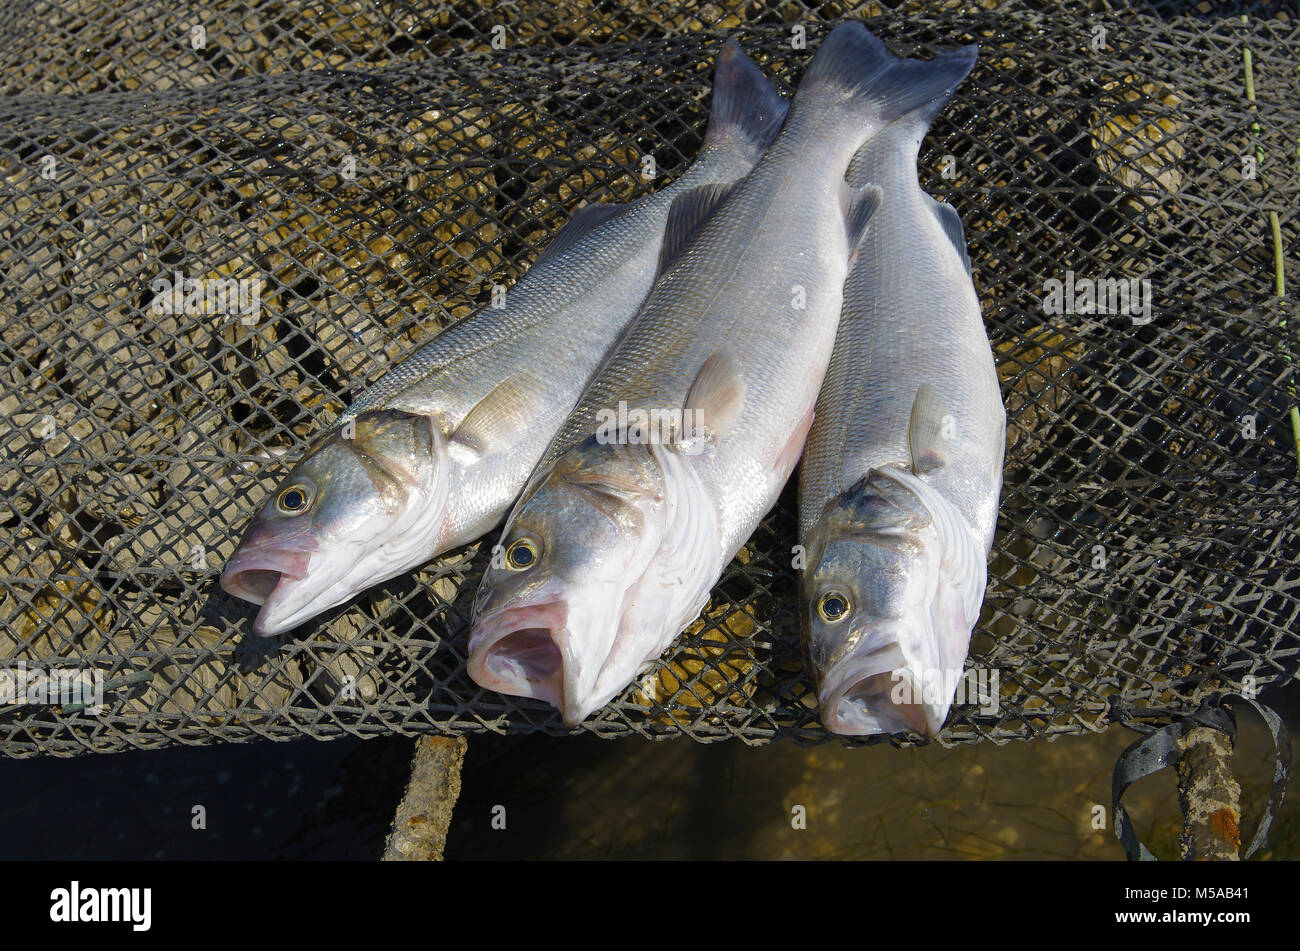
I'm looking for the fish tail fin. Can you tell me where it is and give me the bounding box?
[898,46,977,134]
[701,39,790,158]
[796,22,976,153]
[845,43,977,185]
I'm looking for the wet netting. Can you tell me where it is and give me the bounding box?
[1,0,1297,757]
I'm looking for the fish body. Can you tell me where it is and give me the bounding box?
[469,23,980,725]
[220,41,789,636]
[797,45,1004,738]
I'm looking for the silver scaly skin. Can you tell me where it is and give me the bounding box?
[220,40,790,636]
[798,42,1005,738]
[469,22,981,726]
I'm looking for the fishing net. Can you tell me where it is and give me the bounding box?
[2,0,1297,758]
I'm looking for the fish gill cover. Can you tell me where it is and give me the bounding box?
[0,0,1297,756]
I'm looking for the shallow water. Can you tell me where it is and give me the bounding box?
[445,699,1298,860]
[2,684,1295,860]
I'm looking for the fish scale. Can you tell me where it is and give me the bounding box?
[799,122,1003,545]
[220,40,790,636]
[470,22,985,726]
[797,42,1005,738]
[545,140,859,552]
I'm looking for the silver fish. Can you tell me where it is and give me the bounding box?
[220,41,790,636]
[797,40,1003,738]
[468,23,980,726]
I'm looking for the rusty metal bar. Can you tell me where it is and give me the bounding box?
[1175,726,1241,861]
[382,735,468,861]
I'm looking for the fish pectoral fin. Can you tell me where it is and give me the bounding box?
[532,201,627,268]
[774,405,814,487]
[841,182,882,254]
[657,182,737,277]
[449,375,532,460]
[925,194,973,275]
[907,383,951,475]
[683,347,746,441]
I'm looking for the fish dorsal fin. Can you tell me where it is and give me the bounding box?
[532,202,626,268]
[679,347,745,448]
[448,375,532,462]
[841,183,882,251]
[925,194,972,274]
[907,383,951,475]
[657,182,736,277]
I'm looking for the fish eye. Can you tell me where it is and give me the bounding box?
[276,484,312,515]
[505,538,539,571]
[817,590,851,623]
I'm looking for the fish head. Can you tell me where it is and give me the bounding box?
[801,467,975,738]
[470,437,712,726]
[221,410,448,636]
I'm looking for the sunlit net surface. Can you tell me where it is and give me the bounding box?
[1,0,1297,756]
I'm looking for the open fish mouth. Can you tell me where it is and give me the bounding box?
[820,668,930,737]
[220,546,319,636]
[817,644,931,737]
[220,547,311,605]
[468,600,586,722]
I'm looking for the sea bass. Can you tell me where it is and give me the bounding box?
[468,22,979,726]
[220,41,789,636]
[797,41,1003,738]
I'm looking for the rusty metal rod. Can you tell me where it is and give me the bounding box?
[1175,725,1241,861]
[382,735,468,861]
